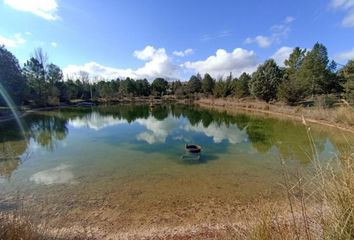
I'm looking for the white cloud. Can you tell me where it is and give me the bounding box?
[342,11,354,26]
[271,46,293,66]
[137,115,249,145]
[63,44,305,81]
[183,48,258,78]
[335,48,354,62]
[69,112,127,130]
[63,45,180,81]
[331,0,354,27]
[184,122,248,144]
[64,62,135,80]
[136,115,179,144]
[201,34,212,42]
[133,45,163,60]
[245,17,294,48]
[331,0,354,9]
[51,41,58,47]
[284,16,295,23]
[200,30,232,42]
[218,30,232,38]
[4,0,59,20]
[173,48,194,57]
[244,35,272,48]
[30,164,77,185]
[0,33,26,48]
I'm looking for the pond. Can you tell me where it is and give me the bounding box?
[0,104,352,233]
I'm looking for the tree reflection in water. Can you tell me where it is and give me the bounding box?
[0,104,340,177]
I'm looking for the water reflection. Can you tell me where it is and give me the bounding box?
[0,157,21,178]
[184,122,248,144]
[136,115,179,144]
[0,121,27,178]
[0,104,347,178]
[0,113,68,177]
[30,164,76,185]
[29,114,68,150]
[69,112,128,130]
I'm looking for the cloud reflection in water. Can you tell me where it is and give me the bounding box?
[30,164,77,185]
[136,116,179,144]
[67,110,249,145]
[69,112,127,130]
[184,122,248,144]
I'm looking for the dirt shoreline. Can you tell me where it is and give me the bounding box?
[197,98,354,135]
[2,98,354,135]
[0,106,65,123]
[2,199,320,239]
[0,97,187,123]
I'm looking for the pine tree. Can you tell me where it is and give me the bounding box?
[278,47,306,104]
[340,60,354,104]
[0,45,26,105]
[249,59,283,102]
[201,73,215,94]
[297,43,331,96]
[234,72,251,98]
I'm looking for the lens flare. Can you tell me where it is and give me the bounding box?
[0,82,27,141]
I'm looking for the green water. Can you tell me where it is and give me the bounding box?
[0,104,351,229]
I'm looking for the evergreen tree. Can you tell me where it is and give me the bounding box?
[46,63,63,105]
[171,80,182,94]
[135,79,151,96]
[23,57,47,105]
[172,80,184,97]
[0,45,26,105]
[340,60,354,104]
[285,47,306,73]
[297,43,332,96]
[234,72,251,98]
[278,47,306,104]
[47,63,63,85]
[119,77,137,96]
[213,75,233,98]
[201,73,215,94]
[249,59,283,102]
[151,78,168,96]
[187,75,202,93]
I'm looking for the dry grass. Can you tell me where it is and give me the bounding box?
[335,106,354,126]
[0,215,39,240]
[320,152,354,239]
[245,116,354,240]
[198,98,354,132]
[0,212,98,240]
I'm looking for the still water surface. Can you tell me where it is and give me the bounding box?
[0,104,351,230]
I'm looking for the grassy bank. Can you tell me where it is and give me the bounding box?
[247,119,354,240]
[197,98,354,134]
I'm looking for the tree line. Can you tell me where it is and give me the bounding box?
[0,42,353,107]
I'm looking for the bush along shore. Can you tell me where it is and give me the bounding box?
[1,41,354,132]
[197,97,354,133]
[1,42,354,111]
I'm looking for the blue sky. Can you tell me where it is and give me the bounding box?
[0,0,354,80]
